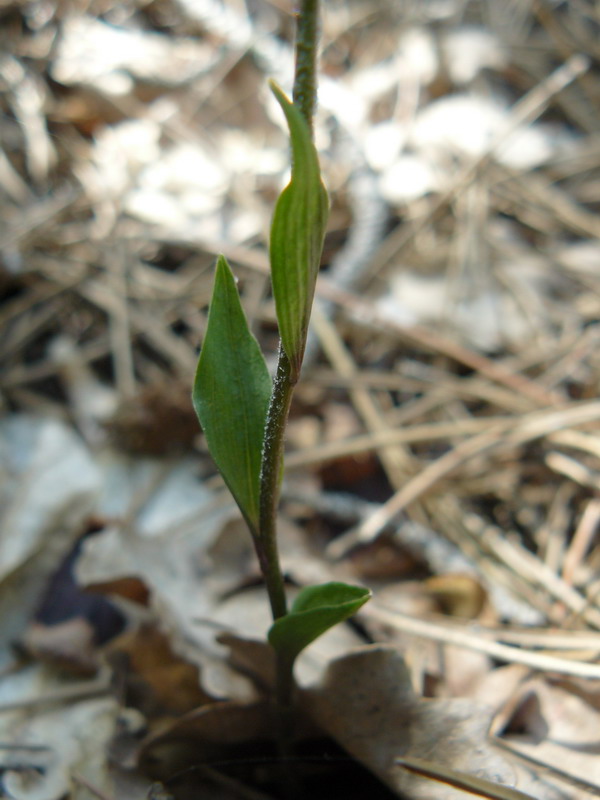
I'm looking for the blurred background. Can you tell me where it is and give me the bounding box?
[2,2,600,798]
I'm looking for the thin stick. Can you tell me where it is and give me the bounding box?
[0,674,110,714]
[350,400,600,548]
[364,604,600,679]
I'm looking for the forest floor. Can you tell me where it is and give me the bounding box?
[2,1,600,799]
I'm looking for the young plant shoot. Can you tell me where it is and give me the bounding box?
[192,0,370,713]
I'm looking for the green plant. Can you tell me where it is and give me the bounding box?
[192,0,370,718]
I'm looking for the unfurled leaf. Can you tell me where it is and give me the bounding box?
[268,582,370,665]
[192,256,271,534]
[269,80,329,380]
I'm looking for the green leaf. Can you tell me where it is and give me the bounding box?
[268,582,371,665]
[269,80,329,379]
[192,255,271,534]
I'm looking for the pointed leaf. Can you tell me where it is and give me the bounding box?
[192,255,271,534]
[269,80,329,379]
[268,582,370,665]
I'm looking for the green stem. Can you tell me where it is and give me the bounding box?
[258,346,296,779]
[257,0,321,726]
[257,0,321,622]
[293,0,320,130]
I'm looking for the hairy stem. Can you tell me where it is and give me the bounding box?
[258,0,321,726]
[293,0,319,130]
[258,345,295,620]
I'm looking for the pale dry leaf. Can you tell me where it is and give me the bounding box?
[0,416,99,666]
[472,664,532,711]
[437,644,492,698]
[411,95,572,170]
[0,416,99,579]
[77,116,162,235]
[0,665,118,800]
[441,28,506,85]
[378,270,544,352]
[364,121,407,172]
[302,646,561,800]
[83,119,263,242]
[77,456,236,666]
[396,27,439,85]
[492,677,600,797]
[52,16,217,93]
[379,153,440,203]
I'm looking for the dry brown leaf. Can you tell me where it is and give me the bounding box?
[0,416,100,667]
[106,624,212,718]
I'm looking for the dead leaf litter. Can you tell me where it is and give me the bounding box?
[1,1,600,798]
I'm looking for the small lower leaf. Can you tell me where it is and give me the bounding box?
[192,256,271,534]
[268,582,371,665]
